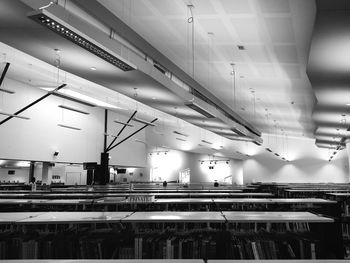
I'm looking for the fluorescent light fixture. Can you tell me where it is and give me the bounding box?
[173,131,189,137]
[231,127,247,137]
[114,120,133,127]
[252,141,262,146]
[61,89,120,109]
[58,105,89,115]
[39,86,121,109]
[185,101,215,118]
[132,117,157,126]
[28,10,135,71]
[198,144,205,147]
[227,135,254,142]
[161,145,171,149]
[57,123,81,130]
[265,148,273,152]
[274,153,280,157]
[176,137,187,142]
[0,88,15,94]
[201,140,213,145]
[0,111,30,120]
[135,139,147,144]
[104,133,118,138]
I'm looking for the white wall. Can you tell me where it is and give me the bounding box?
[145,147,243,185]
[0,168,29,182]
[244,135,349,183]
[0,78,147,167]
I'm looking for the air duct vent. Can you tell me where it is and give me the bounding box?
[185,101,215,118]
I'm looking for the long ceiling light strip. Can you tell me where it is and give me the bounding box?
[132,117,157,127]
[0,111,30,120]
[201,140,213,145]
[176,137,187,142]
[173,130,189,137]
[57,123,81,130]
[0,88,15,94]
[54,93,96,107]
[58,105,89,115]
[114,120,133,127]
[185,101,215,118]
[135,139,147,144]
[28,11,134,71]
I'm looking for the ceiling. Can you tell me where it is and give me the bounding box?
[0,0,336,160]
[97,0,316,138]
[307,0,350,150]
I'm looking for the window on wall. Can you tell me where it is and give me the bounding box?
[179,168,190,184]
[150,167,162,182]
[223,175,232,184]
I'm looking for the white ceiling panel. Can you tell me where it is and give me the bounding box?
[245,45,271,63]
[196,18,234,43]
[230,18,261,43]
[147,0,185,16]
[264,17,295,43]
[259,0,291,14]
[274,45,299,63]
[218,0,253,14]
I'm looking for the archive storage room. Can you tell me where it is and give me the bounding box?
[0,0,349,262]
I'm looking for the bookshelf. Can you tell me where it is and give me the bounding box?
[0,211,341,259]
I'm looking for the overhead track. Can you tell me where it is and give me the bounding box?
[107,118,158,152]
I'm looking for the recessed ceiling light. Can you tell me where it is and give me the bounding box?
[90,67,97,71]
[237,45,245,50]
[346,103,350,106]
[152,97,156,100]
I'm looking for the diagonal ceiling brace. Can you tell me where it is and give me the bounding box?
[107,118,157,153]
[0,83,66,126]
[0,62,10,87]
[106,110,137,152]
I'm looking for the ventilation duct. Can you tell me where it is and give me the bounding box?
[185,101,215,118]
[28,9,135,71]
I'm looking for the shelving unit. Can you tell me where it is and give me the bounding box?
[0,210,342,259]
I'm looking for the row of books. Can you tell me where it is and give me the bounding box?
[342,223,350,238]
[0,230,324,259]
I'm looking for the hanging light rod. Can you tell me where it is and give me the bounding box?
[28,10,135,71]
[0,111,30,120]
[201,140,213,145]
[176,137,187,142]
[185,101,216,118]
[114,120,133,127]
[0,88,15,94]
[173,130,189,137]
[57,123,81,130]
[132,117,157,126]
[58,105,89,115]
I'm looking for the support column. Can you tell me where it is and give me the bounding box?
[29,161,35,183]
[42,162,53,185]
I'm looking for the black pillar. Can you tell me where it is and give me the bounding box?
[29,161,35,184]
[99,152,109,185]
